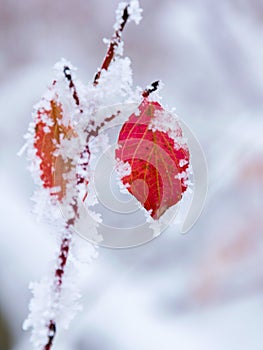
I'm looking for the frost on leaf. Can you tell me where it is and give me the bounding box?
[116,98,190,220]
[34,90,77,202]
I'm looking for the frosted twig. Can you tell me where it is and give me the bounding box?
[43,201,79,350]
[43,238,70,349]
[63,66,83,112]
[93,4,129,85]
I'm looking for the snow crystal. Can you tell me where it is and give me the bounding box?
[175,171,188,180]
[33,92,53,114]
[113,1,142,30]
[74,204,103,244]
[50,186,62,195]
[89,132,110,155]
[115,160,132,194]
[146,204,179,237]
[115,40,124,57]
[23,278,55,349]
[114,2,128,31]
[134,106,141,116]
[71,234,98,264]
[31,188,63,227]
[183,164,194,190]
[179,159,188,167]
[58,136,81,161]
[86,208,102,224]
[128,0,143,25]
[102,37,110,45]
[97,57,133,105]
[115,160,132,178]
[57,262,82,330]
[17,140,29,157]
[119,180,131,194]
[149,109,188,150]
[43,125,50,133]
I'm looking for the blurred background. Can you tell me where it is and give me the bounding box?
[1,0,263,349]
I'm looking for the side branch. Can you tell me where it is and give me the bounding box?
[85,111,121,142]
[81,111,121,203]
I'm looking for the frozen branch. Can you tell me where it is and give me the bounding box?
[93,4,129,85]
[42,200,79,350]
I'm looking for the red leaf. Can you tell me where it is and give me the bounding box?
[116,99,190,220]
[34,98,76,201]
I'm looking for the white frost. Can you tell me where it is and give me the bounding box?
[115,160,132,178]
[128,0,143,25]
[113,1,142,30]
[149,109,188,150]
[114,2,128,31]
[23,278,54,349]
[23,242,86,350]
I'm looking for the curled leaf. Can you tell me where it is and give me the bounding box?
[34,98,76,201]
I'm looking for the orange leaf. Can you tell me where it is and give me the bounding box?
[34,99,76,201]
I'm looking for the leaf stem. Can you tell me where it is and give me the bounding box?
[142,81,160,98]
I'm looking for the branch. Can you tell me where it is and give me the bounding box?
[42,5,132,347]
[93,5,130,85]
[42,196,79,350]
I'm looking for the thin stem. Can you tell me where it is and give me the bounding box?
[63,66,83,113]
[142,81,160,98]
[85,111,121,143]
[93,5,130,85]
[43,237,70,349]
[55,236,71,288]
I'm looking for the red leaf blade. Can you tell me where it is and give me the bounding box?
[116,99,190,220]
